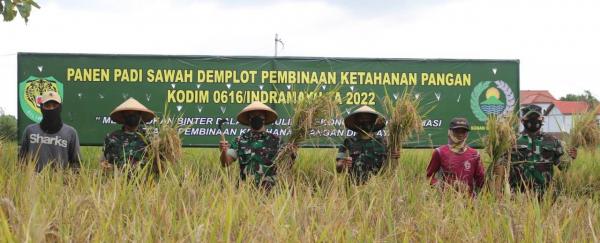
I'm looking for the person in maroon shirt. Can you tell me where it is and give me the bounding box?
[426,117,485,195]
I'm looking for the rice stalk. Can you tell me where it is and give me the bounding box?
[2,140,600,241]
[483,113,518,196]
[144,110,185,175]
[569,105,600,152]
[382,89,424,169]
[275,87,340,175]
[0,198,21,237]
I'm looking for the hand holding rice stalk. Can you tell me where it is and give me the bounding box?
[275,87,340,174]
[382,90,424,168]
[569,105,600,153]
[483,114,518,195]
[144,110,185,175]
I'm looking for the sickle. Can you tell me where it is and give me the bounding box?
[217,119,229,142]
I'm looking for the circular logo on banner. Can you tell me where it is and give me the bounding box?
[470,80,516,122]
[18,76,64,122]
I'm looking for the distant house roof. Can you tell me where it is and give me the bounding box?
[546,101,589,115]
[520,90,556,104]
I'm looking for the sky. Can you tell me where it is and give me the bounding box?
[1,0,599,116]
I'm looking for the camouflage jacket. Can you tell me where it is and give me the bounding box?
[508,132,568,192]
[103,128,148,167]
[337,135,387,183]
[227,131,281,188]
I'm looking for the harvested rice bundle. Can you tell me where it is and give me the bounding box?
[484,114,518,195]
[382,90,424,167]
[145,112,184,174]
[569,105,600,152]
[485,114,518,166]
[275,88,340,174]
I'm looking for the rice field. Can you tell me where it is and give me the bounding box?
[1,142,600,242]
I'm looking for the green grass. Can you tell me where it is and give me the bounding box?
[1,142,600,242]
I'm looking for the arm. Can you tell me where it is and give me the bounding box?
[102,134,111,162]
[100,134,114,171]
[383,138,399,160]
[335,139,351,173]
[276,136,297,163]
[426,149,442,185]
[286,139,298,162]
[18,128,30,162]
[556,141,573,171]
[68,130,82,169]
[219,138,237,167]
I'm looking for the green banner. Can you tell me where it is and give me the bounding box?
[17,53,519,148]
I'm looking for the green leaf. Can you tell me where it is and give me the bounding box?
[16,3,31,22]
[23,0,40,9]
[30,0,39,9]
[2,0,17,21]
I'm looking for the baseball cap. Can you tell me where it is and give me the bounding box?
[449,117,470,131]
[40,91,62,104]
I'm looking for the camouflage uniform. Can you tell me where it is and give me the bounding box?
[227,131,281,188]
[103,128,148,167]
[508,132,570,194]
[337,135,388,183]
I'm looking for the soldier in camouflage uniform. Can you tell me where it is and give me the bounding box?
[336,106,398,184]
[219,101,288,189]
[101,98,156,170]
[499,104,577,196]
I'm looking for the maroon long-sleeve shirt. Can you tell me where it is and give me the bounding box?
[426,145,485,194]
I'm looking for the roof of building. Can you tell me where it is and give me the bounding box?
[546,101,590,115]
[520,90,556,104]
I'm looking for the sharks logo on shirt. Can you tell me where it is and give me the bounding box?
[29,133,68,148]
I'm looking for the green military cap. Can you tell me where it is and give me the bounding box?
[520,104,543,118]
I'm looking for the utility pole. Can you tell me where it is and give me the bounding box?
[274,33,284,57]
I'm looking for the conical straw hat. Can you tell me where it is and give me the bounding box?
[237,101,278,126]
[344,105,386,132]
[110,98,156,124]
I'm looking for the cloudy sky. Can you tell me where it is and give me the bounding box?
[1,0,599,116]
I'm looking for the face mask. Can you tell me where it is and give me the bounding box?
[523,119,542,132]
[124,114,141,127]
[40,105,63,134]
[250,116,264,130]
[448,130,468,153]
[358,123,373,133]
